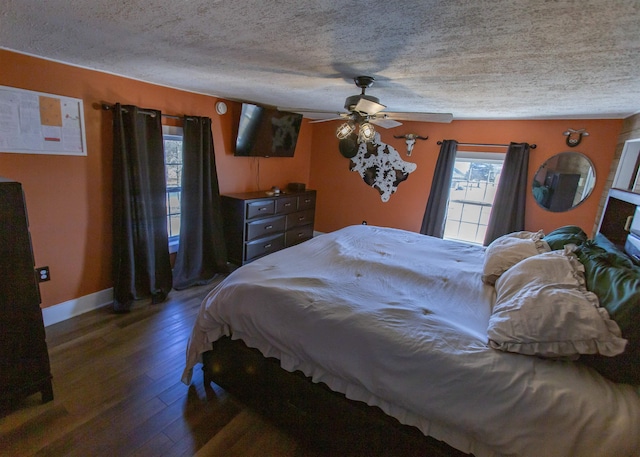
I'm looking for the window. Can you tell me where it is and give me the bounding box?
[444,152,504,245]
[163,126,183,252]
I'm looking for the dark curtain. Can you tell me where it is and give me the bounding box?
[172,116,228,290]
[483,142,530,245]
[112,104,172,312]
[420,140,458,237]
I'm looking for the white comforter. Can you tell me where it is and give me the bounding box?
[182,225,640,457]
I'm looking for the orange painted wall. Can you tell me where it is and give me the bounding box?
[0,49,311,309]
[0,48,623,311]
[309,118,622,237]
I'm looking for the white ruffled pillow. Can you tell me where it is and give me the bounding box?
[482,230,550,284]
[487,248,627,358]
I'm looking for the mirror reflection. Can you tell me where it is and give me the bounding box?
[532,152,596,212]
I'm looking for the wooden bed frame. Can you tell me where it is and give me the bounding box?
[200,188,640,456]
[202,336,466,456]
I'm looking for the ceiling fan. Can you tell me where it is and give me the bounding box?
[279,76,453,143]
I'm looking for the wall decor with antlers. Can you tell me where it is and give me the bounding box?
[393,133,429,156]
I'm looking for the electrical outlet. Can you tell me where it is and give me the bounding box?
[36,266,50,282]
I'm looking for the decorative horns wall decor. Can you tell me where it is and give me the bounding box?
[563,128,589,147]
[393,133,429,156]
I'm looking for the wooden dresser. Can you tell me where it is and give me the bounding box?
[0,178,53,405]
[221,190,316,265]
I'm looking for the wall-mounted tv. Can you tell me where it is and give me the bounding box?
[234,103,303,157]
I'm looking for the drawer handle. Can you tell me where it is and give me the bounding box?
[284,202,291,207]
[259,207,267,211]
[298,216,305,221]
[264,243,272,249]
[304,199,311,203]
[265,225,273,230]
[625,215,634,232]
[297,233,304,238]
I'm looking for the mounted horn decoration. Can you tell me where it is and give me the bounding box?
[393,133,428,156]
[563,128,589,147]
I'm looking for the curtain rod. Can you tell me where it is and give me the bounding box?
[100,103,184,120]
[437,141,537,149]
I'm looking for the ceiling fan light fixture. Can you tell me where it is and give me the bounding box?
[358,122,376,143]
[336,122,355,139]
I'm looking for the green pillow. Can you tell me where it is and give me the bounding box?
[574,243,640,384]
[594,232,634,262]
[544,226,588,250]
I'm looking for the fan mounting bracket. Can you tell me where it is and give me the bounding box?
[354,76,375,91]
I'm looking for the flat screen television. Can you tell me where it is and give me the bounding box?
[234,103,303,157]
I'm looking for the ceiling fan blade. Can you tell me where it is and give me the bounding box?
[277,107,347,120]
[309,117,344,124]
[279,106,452,124]
[381,112,453,123]
[354,98,386,115]
[370,118,403,129]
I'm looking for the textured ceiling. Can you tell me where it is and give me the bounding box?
[2,0,639,120]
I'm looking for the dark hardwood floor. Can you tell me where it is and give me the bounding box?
[0,279,463,457]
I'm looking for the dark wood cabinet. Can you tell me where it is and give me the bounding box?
[0,178,53,405]
[221,190,316,265]
[598,189,640,250]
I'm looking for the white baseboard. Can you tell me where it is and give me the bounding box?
[42,288,113,327]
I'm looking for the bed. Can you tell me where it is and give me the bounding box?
[182,191,640,457]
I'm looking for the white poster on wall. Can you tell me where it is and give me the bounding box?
[0,85,87,156]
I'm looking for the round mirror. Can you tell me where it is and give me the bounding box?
[532,152,596,212]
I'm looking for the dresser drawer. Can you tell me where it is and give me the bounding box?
[275,196,298,214]
[286,209,314,229]
[246,199,275,220]
[245,234,285,262]
[298,193,316,211]
[246,215,286,242]
[285,224,314,247]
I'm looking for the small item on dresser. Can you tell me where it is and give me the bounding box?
[287,182,305,192]
[266,186,280,196]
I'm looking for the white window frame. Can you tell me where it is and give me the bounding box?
[163,125,183,254]
[444,151,505,245]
